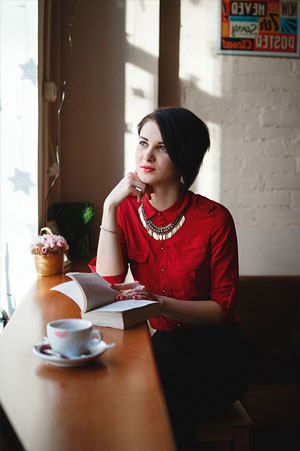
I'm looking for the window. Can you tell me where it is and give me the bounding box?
[0,0,38,315]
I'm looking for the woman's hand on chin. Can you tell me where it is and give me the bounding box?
[105,172,152,209]
[112,281,161,303]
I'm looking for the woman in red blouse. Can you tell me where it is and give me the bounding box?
[90,107,249,449]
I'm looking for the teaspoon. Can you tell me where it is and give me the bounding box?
[34,344,69,359]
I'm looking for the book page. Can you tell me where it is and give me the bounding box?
[66,272,119,312]
[92,299,157,313]
[51,281,85,310]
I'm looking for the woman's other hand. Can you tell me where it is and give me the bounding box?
[112,281,160,302]
[105,172,152,209]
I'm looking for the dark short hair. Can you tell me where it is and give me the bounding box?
[137,107,210,190]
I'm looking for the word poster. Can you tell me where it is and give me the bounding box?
[219,0,299,56]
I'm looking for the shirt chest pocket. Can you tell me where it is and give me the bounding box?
[128,248,150,264]
[173,252,210,298]
[176,252,210,271]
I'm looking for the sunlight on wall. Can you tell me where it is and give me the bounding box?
[124,0,159,174]
[0,0,38,315]
[191,122,221,202]
[180,0,222,202]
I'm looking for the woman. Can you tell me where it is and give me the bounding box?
[89,107,249,449]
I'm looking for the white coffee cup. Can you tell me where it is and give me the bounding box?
[47,319,102,358]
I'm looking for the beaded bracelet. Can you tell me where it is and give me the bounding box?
[100,225,118,234]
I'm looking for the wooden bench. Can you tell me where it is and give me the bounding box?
[196,400,253,451]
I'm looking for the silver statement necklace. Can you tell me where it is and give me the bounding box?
[138,196,190,240]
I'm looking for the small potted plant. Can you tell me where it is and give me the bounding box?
[30,227,69,276]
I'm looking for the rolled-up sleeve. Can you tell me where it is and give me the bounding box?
[209,207,239,324]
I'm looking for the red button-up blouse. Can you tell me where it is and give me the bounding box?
[89,191,239,331]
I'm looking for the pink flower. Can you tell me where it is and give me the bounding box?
[49,238,56,248]
[56,238,66,248]
[30,232,69,255]
[43,234,54,247]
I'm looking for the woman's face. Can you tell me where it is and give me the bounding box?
[135,120,180,188]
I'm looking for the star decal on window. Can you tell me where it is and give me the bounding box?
[8,168,36,195]
[19,58,37,86]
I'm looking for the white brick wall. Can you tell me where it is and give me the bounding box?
[180,0,300,275]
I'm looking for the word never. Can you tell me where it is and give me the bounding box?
[230,1,267,17]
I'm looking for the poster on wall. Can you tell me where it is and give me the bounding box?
[219,0,300,56]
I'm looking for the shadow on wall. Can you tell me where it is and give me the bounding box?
[158,0,222,200]
[59,0,126,253]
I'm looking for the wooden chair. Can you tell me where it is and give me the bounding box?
[195,400,253,451]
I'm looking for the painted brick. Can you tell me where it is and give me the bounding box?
[222,73,268,91]
[242,156,295,174]
[238,90,286,108]
[246,125,297,142]
[254,207,300,226]
[223,172,262,192]
[222,158,245,174]
[291,191,300,208]
[263,74,300,90]
[230,191,290,208]
[228,206,256,226]
[238,140,263,157]
[285,140,300,157]
[202,105,237,126]
[236,58,291,75]
[262,173,300,190]
[222,125,248,143]
[262,141,289,157]
[259,106,299,128]
[234,108,261,126]
[286,90,300,108]
[279,109,300,128]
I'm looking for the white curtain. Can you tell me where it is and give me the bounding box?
[0,0,38,316]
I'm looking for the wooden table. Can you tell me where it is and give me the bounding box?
[0,263,175,451]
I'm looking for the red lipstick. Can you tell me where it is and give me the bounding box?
[141,166,155,172]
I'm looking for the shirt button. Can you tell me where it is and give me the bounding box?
[161,268,165,272]
[177,323,181,327]
[161,247,164,251]
[158,213,161,216]
[162,289,166,294]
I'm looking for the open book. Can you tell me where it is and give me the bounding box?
[51,272,160,329]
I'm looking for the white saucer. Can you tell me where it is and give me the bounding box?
[33,340,115,367]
